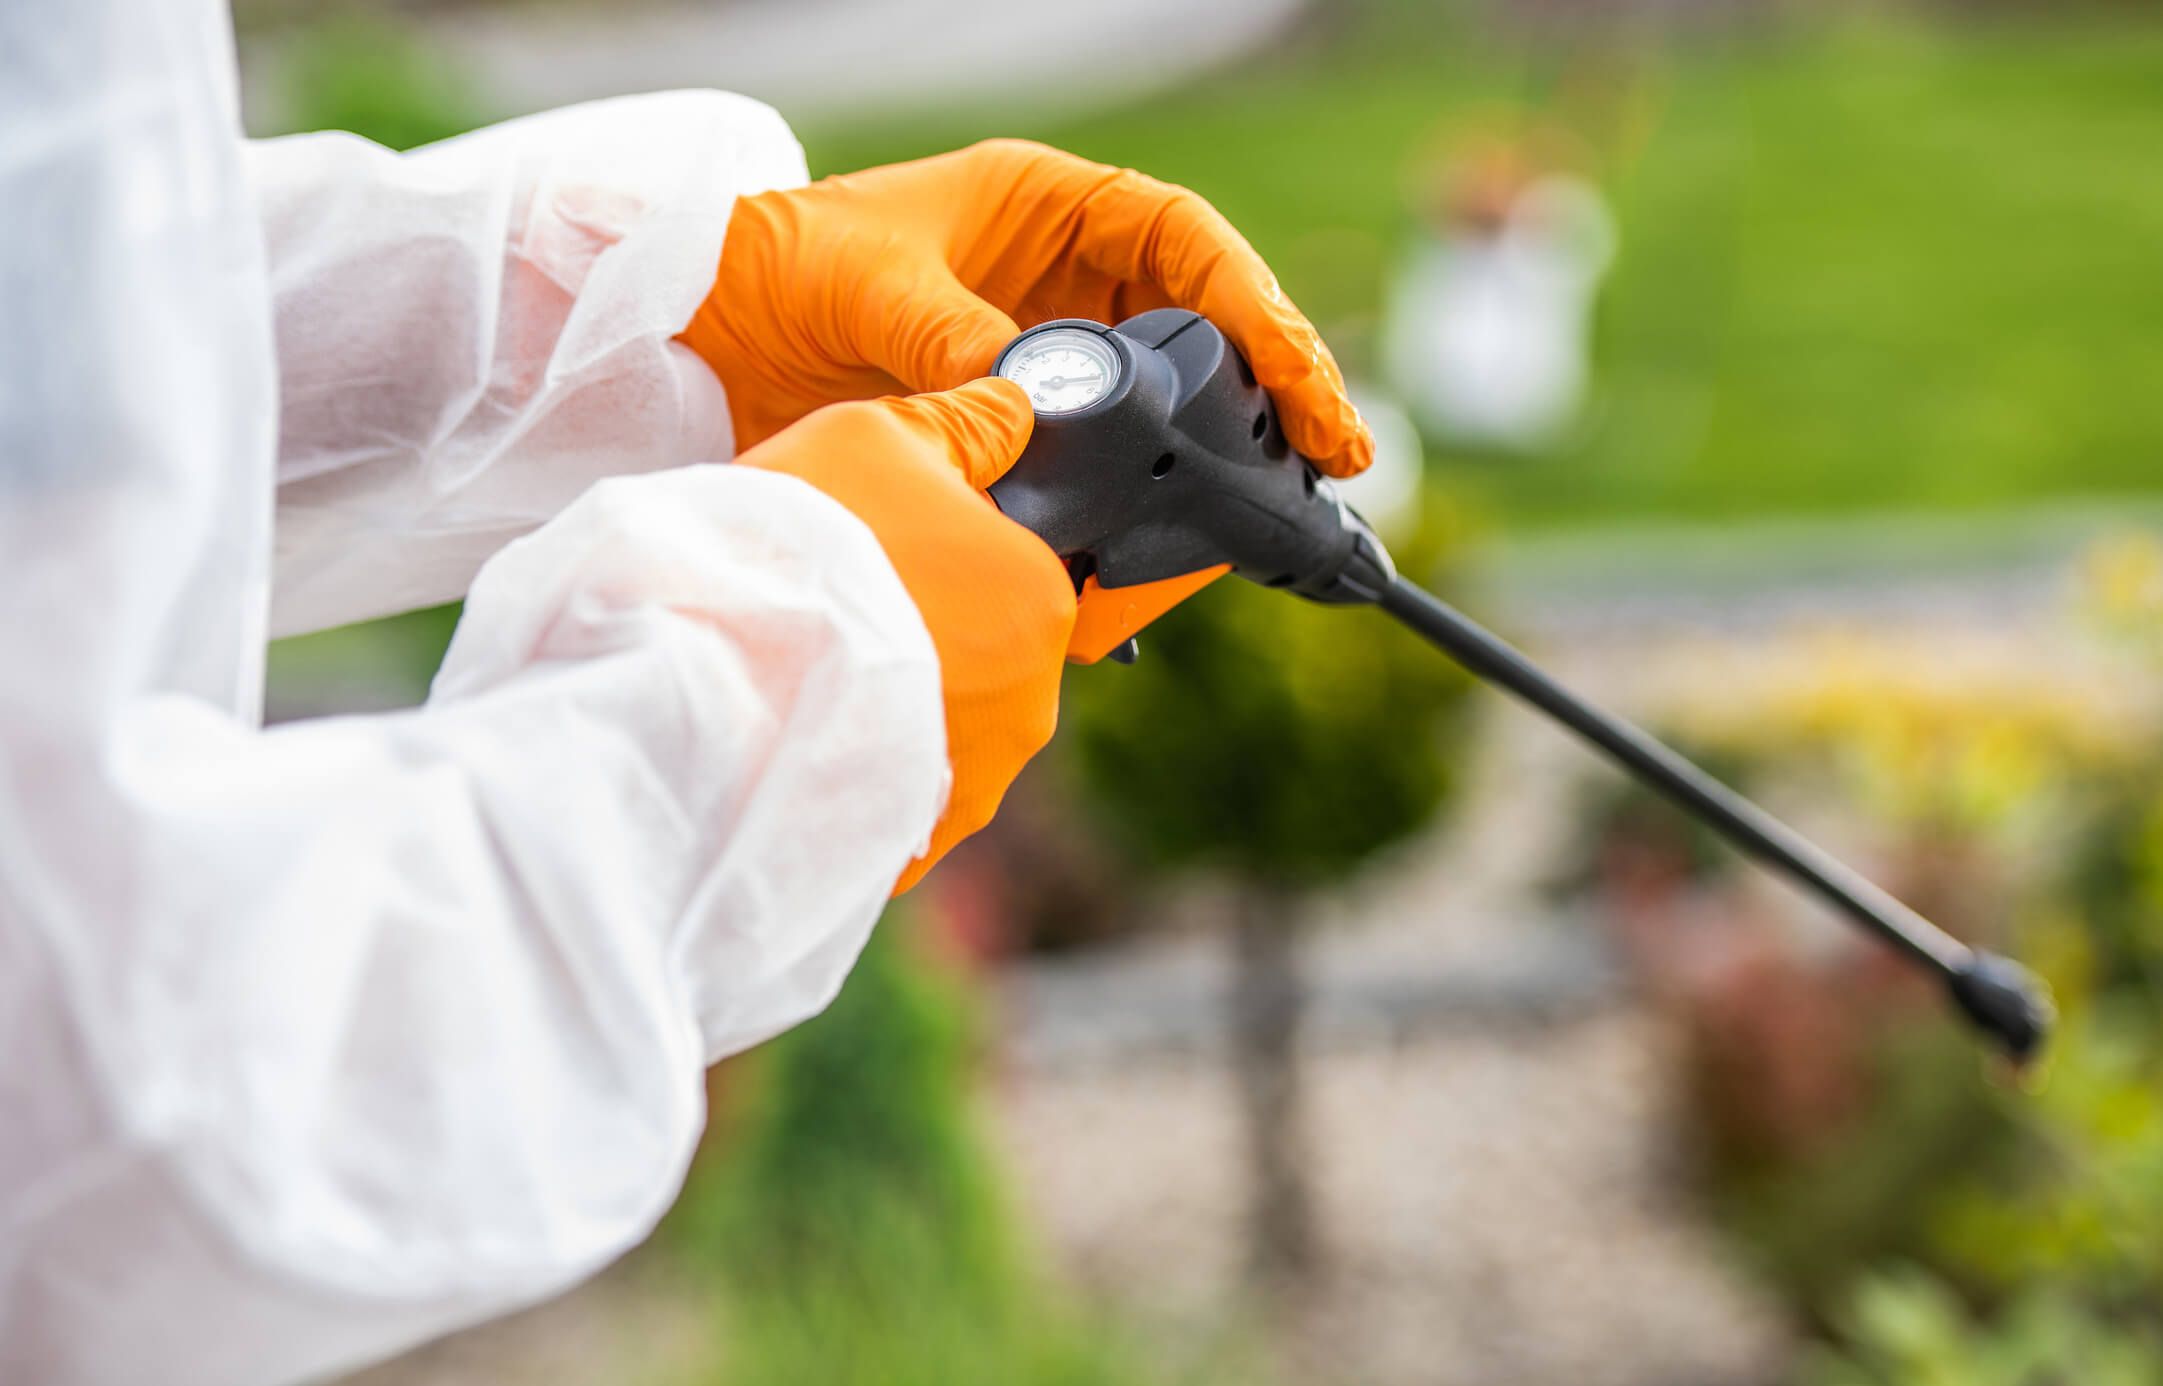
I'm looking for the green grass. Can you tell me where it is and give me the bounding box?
[800,8,2163,527]
[263,6,2163,697]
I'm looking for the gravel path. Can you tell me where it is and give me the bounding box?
[994,1012,1792,1386]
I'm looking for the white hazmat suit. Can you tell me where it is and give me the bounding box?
[0,2,951,1382]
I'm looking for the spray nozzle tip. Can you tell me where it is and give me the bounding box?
[1947,951,2055,1065]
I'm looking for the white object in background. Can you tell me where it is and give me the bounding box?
[0,3,947,1381]
[1385,175,1617,453]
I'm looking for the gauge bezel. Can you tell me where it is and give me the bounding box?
[993,320,1135,422]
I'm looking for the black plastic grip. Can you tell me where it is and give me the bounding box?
[987,311,1390,604]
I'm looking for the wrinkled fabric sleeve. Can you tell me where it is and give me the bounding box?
[4,468,950,1386]
[0,11,945,1384]
[252,89,810,637]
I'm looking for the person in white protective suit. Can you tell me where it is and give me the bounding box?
[0,3,1375,1383]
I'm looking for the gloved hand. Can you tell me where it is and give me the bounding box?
[682,139,1374,479]
[735,378,1075,893]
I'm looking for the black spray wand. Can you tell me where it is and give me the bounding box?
[988,309,2055,1063]
[1376,577,2051,1061]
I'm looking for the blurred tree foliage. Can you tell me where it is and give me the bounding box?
[1712,1024,2014,1318]
[1798,732,2163,1376]
[1059,517,1468,885]
[1922,786,2163,1311]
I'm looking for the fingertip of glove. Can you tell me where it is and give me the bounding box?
[928,300,1023,391]
[889,377,1035,489]
[949,375,1036,443]
[961,373,1032,407]
[1323,409,1377,478]
[1271,372,1374,478]
[1237,310,1326,388]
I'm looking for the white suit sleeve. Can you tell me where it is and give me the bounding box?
[252,89,811,637]
[0,5,946,1385]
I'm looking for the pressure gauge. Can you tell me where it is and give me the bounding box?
[997,327,1121,415]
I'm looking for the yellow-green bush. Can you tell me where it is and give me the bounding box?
[1556,534,2163,1362]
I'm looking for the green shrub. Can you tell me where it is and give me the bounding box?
[1804,1266,2163,1386]
[1058,521,1469,885]
[670,918,1010,1300]
[667,919,1201,1386]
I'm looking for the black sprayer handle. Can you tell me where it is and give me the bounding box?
[1376,577,2054,1063]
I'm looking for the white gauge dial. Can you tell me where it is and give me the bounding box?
[999,328,1120,415]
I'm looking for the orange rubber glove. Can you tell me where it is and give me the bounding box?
[734,378,1075,894]
[684,139,1372,476]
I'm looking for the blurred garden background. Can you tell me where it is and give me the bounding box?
[240,0,2163,1382]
